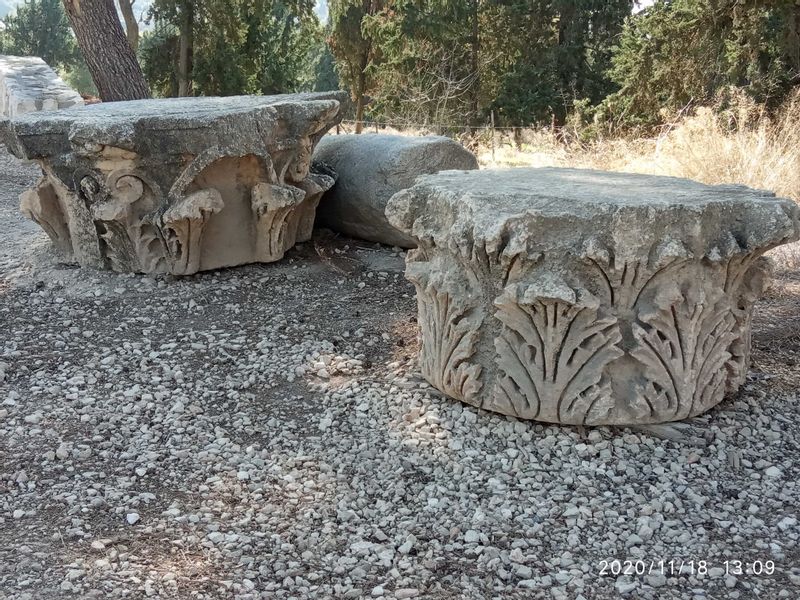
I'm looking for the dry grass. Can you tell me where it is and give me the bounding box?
[479,91,800,204]
[338,96,800,269]
[341,93,800,203]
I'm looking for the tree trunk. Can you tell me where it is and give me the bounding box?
[117,0,139,53]
[353,3,373,135]
[469,0,481,128]
[177,0,193,96]
[62,0,150,101]
[354,95,365,134]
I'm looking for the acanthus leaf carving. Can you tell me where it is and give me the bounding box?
[406,257,483,404]
[161,188,223,275]
[285,171,335,245]
[19,180,72,257]
[723,253,773,391]
[631,280,737,420]
[582,236,688,310]
[106,171,167,273]
[250,182,305,262]
[491,274,624,424]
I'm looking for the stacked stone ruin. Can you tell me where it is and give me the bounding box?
[0,55,83,117]
[3,91,798,425]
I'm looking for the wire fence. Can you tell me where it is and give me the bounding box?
[333,117,544,163]
[336,119,527,132]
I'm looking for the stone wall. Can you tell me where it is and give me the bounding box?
[0,55,84,117]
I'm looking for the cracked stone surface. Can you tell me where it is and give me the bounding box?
[0,55,83,117]
[387,167,800,425]
[0,92,347,274]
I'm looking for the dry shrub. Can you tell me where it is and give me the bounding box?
[480,91,800,204]
[650,92,800,202]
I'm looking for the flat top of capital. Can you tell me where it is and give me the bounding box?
[6,91,348,128]
[415,167,794,213]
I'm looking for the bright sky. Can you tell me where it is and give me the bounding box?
[316,0,329,22]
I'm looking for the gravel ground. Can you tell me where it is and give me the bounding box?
[1,147,799,600]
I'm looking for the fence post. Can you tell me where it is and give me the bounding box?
[490,110,496,163]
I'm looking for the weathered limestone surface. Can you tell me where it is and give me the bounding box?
[0,55,83,116]
[313,134,478,248]
[1,92,347,274]
[387,168,800,425]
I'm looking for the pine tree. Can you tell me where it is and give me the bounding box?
[487,0,632,127]
[62,0,151,100]
[0,0,80,70]
[342,0,631,128]
[607,0,800,127]
[328,0,384,132]
[144,0,319,97]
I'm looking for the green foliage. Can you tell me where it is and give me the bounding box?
[487,0,632,127]
[145,0,321,96]
[329,0,631,128]
[324,0,799,131]
[607,0,800,128]
[60,62,98,97]
[310,37,340,92]
[0,0,80,70]
[140,24,180,98]
[328,0,384,121]
[363,0,481,127]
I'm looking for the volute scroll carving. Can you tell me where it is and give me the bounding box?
[6,92,347,274]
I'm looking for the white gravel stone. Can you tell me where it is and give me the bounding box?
[463,530,480,544]
[0,155,797,600]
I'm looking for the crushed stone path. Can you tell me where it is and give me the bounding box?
[0,147,798,599]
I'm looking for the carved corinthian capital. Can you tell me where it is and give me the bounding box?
[387,168,799,425]
[3,92,347,274]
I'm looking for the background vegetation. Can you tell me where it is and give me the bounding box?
[1,0,799,201]
[1,0,798,131]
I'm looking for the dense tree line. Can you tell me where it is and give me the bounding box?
[141,0,322,97]
[327,0,800,130]
[1,0,798,131]
[327,0,631,130]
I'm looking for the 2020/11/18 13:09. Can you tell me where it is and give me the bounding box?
[598,559,776,577]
